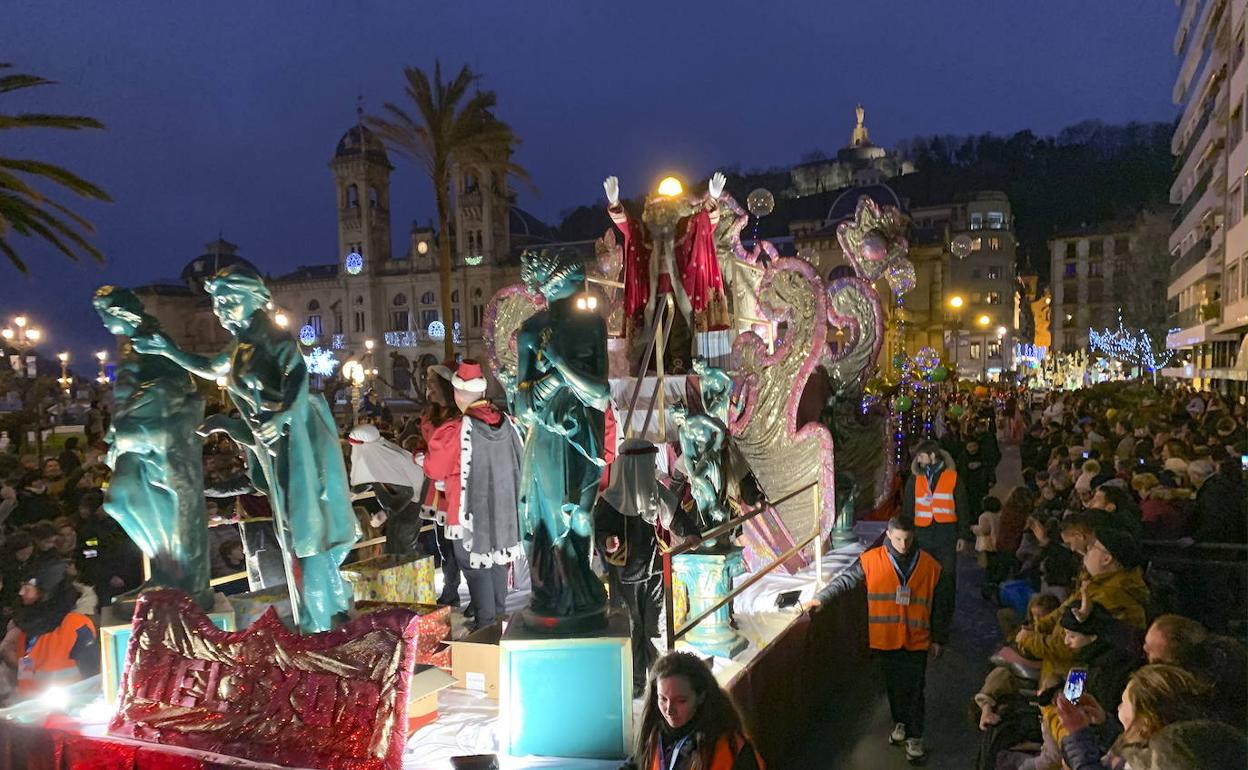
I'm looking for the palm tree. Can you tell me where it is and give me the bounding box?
[368,62,527,359]
[0,63,111,273]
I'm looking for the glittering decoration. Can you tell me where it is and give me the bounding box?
[331,334,346,350]
[463,254,484,266]
[835,196,916,296]
[823,276,884,392]
[304,347,339,376]
[426,321,445,341]
[951,234,973,260]
[383,331,419,347]
[1088,312,1174,376]
[914,346,940,375]
[482,284,546,382]
[452,321,462,344]
[344,250,365,275]
[110,590,419,770]
[298,325,317,346]
[746,188,775,218]
[731,258,835,572]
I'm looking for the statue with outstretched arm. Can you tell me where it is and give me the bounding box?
[132,265,358,633]
[92,286,212,609]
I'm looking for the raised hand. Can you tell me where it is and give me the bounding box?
[603,176,620,207]
[131,332,171,355]
[708,171,726,200]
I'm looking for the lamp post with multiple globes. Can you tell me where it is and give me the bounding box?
[1,315,42,377]
[947,295,964,373]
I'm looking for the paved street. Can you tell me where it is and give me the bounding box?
[785,445,1024,769]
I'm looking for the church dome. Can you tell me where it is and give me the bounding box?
[180,237,259,289]
[334,124,390,164]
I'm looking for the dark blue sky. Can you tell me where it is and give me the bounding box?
[3,0,1178,365]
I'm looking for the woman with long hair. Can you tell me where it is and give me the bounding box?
[1056,664,1209,769]
[632,651,763,770]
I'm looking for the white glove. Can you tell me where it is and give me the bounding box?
[603,176,620,207]
[708,171,726,200]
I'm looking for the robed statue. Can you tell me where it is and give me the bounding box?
[513,249,611,632]
[93,286,212,608]
[132,265,358,633]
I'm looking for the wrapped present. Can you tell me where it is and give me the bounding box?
[342,554,435,605]
[101,608,236,704]
[226,586,293,630]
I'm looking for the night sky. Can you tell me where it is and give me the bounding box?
[3,1,1178,367]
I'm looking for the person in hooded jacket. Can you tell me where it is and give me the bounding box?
[903,440,972,647]
[0,559,98,699]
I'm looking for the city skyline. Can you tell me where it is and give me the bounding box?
[2,0,1178,362]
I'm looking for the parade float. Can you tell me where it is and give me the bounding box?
[0,176,916,769]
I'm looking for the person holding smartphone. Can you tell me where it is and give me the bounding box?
[803,516,944,764]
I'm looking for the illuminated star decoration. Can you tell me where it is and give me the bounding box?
[1088,313,1174,373]
[344,251,364,275]
[835,196,916,297]
[303,347,339,376]
[298,325,317,346]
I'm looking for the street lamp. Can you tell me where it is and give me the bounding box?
[2,315,42,377]
[947,295,965,373]
[343,359,366,425]
[364,338,376,389]
[975,316,990,381]
[96,350,109,385]
[57,351,71,396]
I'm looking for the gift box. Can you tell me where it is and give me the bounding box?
[101,609,236,704]
[408,666,457,735]
[341,554,436,605]
[227,586,294,630]
[354,600,451,666]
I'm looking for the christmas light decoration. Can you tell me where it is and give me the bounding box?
[1087,313,1174,379]
[344,250,364,275]
[298,325,317,346]
[427,321,446,341]
[383,331,419,347]
[303,347,339,376]
[464,254,484,266]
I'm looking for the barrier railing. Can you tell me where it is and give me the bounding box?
[661,480,824,650]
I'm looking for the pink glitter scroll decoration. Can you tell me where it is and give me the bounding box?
[724,193,780,265]
[483,284,546,380]
[731,258,835,572]
[824,275,885,392]
[110,589,421,770]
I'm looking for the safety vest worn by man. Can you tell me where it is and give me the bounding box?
[913,469,958,526]
[862,545,941,651]
[14,612,95,695]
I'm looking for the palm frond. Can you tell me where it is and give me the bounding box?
[0,73,55,95]
[0,113,104,131]
[0,236,30,273]
[0,159,112,201]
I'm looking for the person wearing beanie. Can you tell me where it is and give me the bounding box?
[0,558,98,699]
[1015,526,1150,683]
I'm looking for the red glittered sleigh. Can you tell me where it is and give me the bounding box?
[108,589,430,770]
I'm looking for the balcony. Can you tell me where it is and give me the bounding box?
[1172,167,1214,229]
[1174,102,1216,173]
[1167,300,1224,349]
[1170,235,1212,280]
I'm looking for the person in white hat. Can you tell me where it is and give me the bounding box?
[419,360,523,629]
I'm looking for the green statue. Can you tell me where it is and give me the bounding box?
[92,286,212,609]
[671,405,729,548]
[132,265,358,633]
[513,248,610,632]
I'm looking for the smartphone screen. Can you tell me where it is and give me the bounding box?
[1064,668,1087,703]
[1241,454,1248,471]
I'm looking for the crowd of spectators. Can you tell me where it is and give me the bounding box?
[969,384,1247,770]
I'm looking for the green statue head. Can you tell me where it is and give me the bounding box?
[520,248,586,302]
[93,285,160,338]
[203,264,272,333]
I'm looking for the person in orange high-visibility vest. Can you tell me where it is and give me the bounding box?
[903,439,971,652]
[0,559,99,699]
[804,516,945,765]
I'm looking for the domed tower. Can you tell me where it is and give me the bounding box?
[453,148,512,267]
[329,113,393,275]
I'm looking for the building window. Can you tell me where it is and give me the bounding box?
[970,342,982,359]
[1228,263,1240,303]
[353,311,365,333]
[392,292,408,307]
[421,309,439,329]
[987,266,1002,280]
[1089,263,1104,278]
[369,186,379,209]
[472,304,484,328]
[1232,185,1244,228]
[390,310,409,331]
[970,237,982,252]
[986,291,1002,305]
[306,315,322,336]
[420,291,435,305]
[987,236,1001,251]
[1064,262,1077,279]
[354,295,364,306]
[452,290,459,303]
[987,212,1004,229]
[969,213,983,230]
[307,299,320,312]
[988,341,1001,359]
[346,185,359,209]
